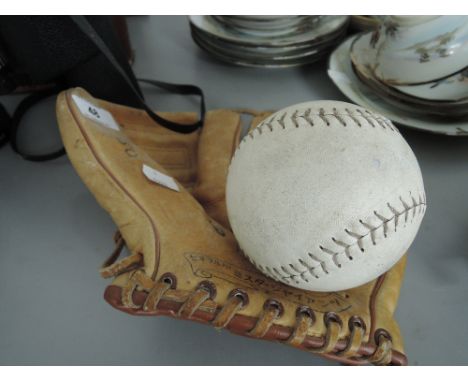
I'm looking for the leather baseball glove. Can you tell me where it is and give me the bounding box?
[56,87,408,366]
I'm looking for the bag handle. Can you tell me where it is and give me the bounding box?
[71,16,205,133]
[9,86,66,161]
[0,103,10,149]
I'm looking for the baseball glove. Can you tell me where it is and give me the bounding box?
[56,87,408,366]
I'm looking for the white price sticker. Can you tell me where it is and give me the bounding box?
[72,95,120,131]
[142,164,180,192]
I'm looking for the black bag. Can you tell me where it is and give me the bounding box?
[0,16,205,161]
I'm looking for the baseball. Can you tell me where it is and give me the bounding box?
[226,100,426,292]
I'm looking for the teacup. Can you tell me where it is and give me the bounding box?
[365,16,468,85]
[350,18,468,102]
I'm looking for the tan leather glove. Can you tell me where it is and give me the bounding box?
[97,97,243,229]
[57,87,408,366]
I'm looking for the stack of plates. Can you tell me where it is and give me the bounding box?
[189,16,350,68]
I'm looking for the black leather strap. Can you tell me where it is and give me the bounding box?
[71,16,205,133]
[0,102,11,148]
[9,86,66,161]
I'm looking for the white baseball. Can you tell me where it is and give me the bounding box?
[226,100,426,292]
